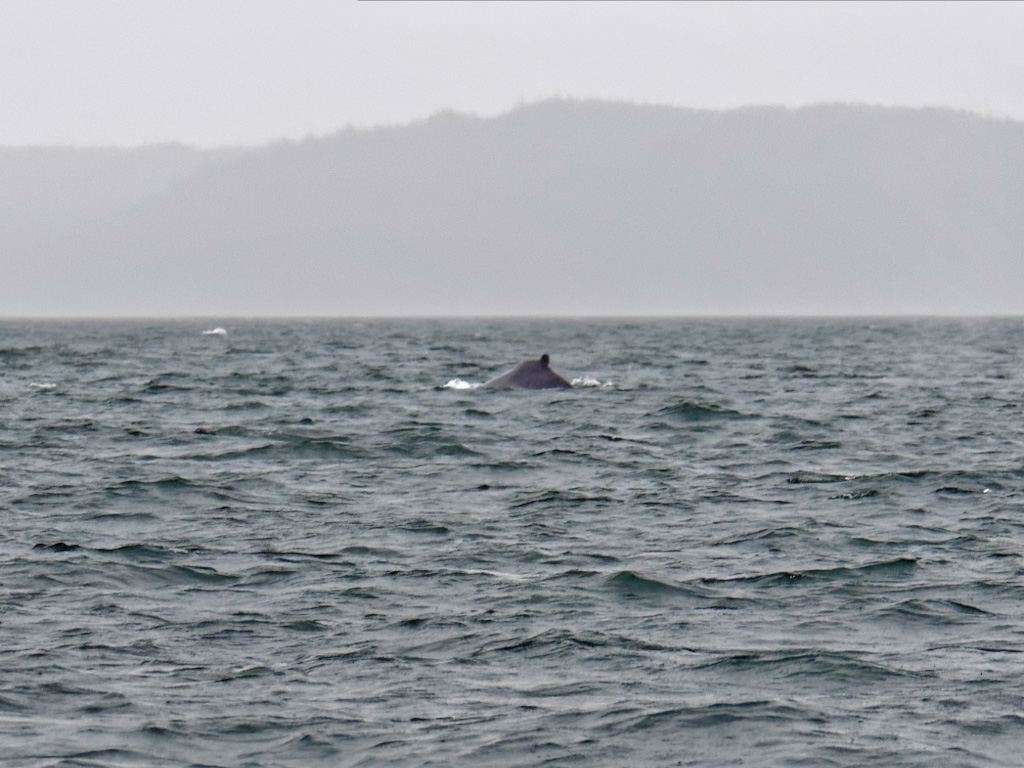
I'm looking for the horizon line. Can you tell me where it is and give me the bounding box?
[3,313,1022,322]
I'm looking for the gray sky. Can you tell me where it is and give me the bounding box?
[2,0,1023,147]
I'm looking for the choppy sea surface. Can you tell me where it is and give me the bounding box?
[2,318,1023,767]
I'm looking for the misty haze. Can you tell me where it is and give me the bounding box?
[3,99,1022,318]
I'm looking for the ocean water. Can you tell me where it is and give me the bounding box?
[1,317,1023,767]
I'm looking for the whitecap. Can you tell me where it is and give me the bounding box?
[30,382,57,390]
[443,378,482,390]
[202,327,227,336]
[572,376,611,388]
[457,568,532,582]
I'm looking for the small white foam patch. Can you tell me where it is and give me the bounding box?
[572,376,611,388]
[202,327,227,336]
[30,382,57,389]
[443,379,482,390]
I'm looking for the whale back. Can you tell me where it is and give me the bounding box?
[484,354,573,390]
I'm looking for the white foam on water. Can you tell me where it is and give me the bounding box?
[572,376,611,388]
[29,382,57,390]
[202,327,228,336]
[443,379,482,390]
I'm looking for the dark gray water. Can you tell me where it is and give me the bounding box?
[2,318,1023,767]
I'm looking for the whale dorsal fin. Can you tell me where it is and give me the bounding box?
[483,353,572,389]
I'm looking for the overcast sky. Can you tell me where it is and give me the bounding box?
[2,0,1023,147]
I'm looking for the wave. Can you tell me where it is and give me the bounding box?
[472,627,676,660]
[257,548,348,561]
[786,473,850,484]
[701,557,918,586]
[809,468,1016,497]
[60,749,158,766]
[189,432,369,461]
[877,598,995,624]
[142,381,194,394]
[715,526,804,545]
[105,476,201,494]
[34,541,82,552]
[511,490,618,509]
[605,570,709,600]
[28,555,239,590]
[381,423,479,457]
[0,345,43,358]
[395,518,452,535]
[696,649,913,682]
[599,700,815,735]
[658,399,750,422]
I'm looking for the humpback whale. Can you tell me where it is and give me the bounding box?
[484,354,573,390]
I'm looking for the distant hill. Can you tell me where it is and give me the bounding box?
[2,100,1022,316]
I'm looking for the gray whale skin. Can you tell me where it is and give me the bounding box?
[484,354,573,390]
